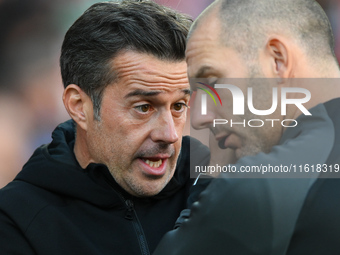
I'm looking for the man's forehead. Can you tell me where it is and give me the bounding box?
[109,51,188,85]
[186,22,223,78]
[189,12,220,40]
[113,51,185,71]
[186,12,222,61]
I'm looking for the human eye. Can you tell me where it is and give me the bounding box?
[134,104,152,114]
[172,102,188,113]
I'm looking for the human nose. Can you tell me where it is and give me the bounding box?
[191,90,216,130]
[151,110,179,144]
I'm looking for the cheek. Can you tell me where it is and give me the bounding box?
[255,124,282,152]
[89,123,112,152]
[174,115,187,135]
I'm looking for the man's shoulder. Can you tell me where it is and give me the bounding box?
[181,135,207,147]
[0,180,44,202]
[178,136,210,174]
[0,180,57,226]
[181,136,210,160]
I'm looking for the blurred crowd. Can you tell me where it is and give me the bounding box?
[0,0,339,188]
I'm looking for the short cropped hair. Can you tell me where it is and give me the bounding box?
[217,0,336,62]
[60,0,192,119]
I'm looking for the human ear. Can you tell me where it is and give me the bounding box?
[62,84,92,131]
[266,37,291,79]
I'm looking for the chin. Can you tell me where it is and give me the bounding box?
[127,170,173,197]
[132,180,168,197]
[135,187,162,197]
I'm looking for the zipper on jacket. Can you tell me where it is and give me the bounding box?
[125,200,133,220]
[101,171,151,255]
[124,199,150,255]
[126,200,149,255]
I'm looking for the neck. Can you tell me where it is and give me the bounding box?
[288,58,340,119]
[73,126,93,169]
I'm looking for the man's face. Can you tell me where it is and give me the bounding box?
[186,14,283,161]
[86,51,190,197]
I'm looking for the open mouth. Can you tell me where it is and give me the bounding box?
[138,157,168,177]
[142,159,163,168]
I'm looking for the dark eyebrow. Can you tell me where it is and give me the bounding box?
[124,89,190,99]
[124,90,162,98]
[182,89,191,95]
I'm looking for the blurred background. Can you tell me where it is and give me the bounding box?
[0,0,339,188]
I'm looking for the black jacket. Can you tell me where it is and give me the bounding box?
[154,99,340,255]
[0,120,209,255]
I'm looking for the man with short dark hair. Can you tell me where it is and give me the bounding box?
[0,1,209,254]
[154,0,340,254]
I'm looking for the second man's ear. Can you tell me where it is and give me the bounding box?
[266,36,291,79]
[63,84,93,131]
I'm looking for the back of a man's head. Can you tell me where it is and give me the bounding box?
[196,0,336,63]
[60,0,192,119]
